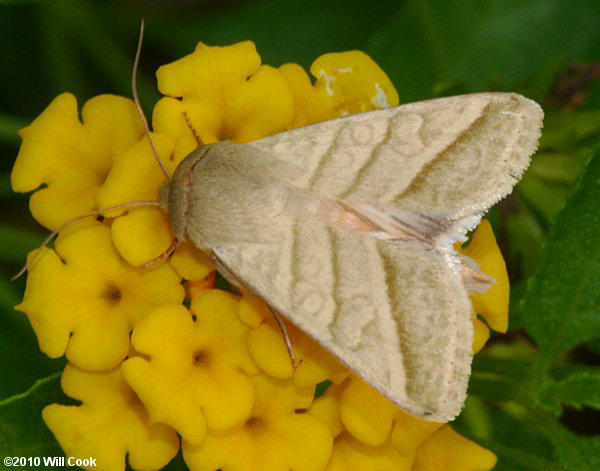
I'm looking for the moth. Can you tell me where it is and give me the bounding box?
[159,92,543,422]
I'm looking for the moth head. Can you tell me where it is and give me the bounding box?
[159,146,209,243]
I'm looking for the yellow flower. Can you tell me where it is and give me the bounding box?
[11,93,144,231]
[391,409,442,456]
[154,41,296,150]
[94,41,298,271]
[456,219,511,352]
[310,380,445,467]
[325,432,414,471]
[412,426,497,471]
[239,291,347,386]
[458,220,510,333]
[187,270,216,299]
[94,131,176,267]
[281,50,399,127]
[16,222,184,371]
[338,375,398,447]
[183,374,333,471]
[121,290,258,444]
[43,364,179,471]
[308,383,345,439]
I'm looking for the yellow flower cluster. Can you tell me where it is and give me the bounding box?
[12,41,504,471]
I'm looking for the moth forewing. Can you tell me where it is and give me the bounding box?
[165,92,543,421]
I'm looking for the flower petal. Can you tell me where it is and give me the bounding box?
[238,291,271,328]
[412,426,497,471]
[472,317,491,354]
[459,220,510,332]
[187,271,216,300]
[324,432,414,471]
[308,383,345,439]
[95,132,175,214]
[390,410,442,456]
[110,207,174,267]
[279,63,331,127]
[248,322,295,379]
[247,313,346,386]
[309,51,399,118]
[338,376,398,446]
[170,241,214,281]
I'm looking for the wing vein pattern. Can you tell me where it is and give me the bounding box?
[214,93,543,421]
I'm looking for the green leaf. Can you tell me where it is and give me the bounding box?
[0,374,66,457]
[519,168,575,222]
[0,0,44,5]
[521,151,600,358]
[134,451,187,471]
[0,303,65,400]
[0,224,44,264]
[541,110,600,150]
[539,372,600,415]
[0,277,19,312]
[368,0,600,101]
[0,174,14,198]
[483,441,574,471]
[0,112,26,145]
[556,436,600,471]
[152,0,401,71]
[534,413,600,471]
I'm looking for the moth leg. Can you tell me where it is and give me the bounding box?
[209,251,246,289]
[210,251,298,369]
[267,305,298,369]
[139,239,177,269]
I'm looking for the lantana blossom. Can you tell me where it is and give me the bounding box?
[240,291,348,386]
[183,374,333,471]
[11,94,144,231]
[121,291,258,444]
[412,426,497,471]
[42,364,180,471]
[16,221,184,371]
[11,39,507,471]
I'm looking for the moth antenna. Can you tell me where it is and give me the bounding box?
[268,305,299,369]
[132,18,171,180]
[139,238,178,269]
[11,201,162,281]
[183,111,204,147]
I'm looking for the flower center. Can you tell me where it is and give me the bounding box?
[102,284,122,305]
[192,350,209,367]
[244,416,265,432]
